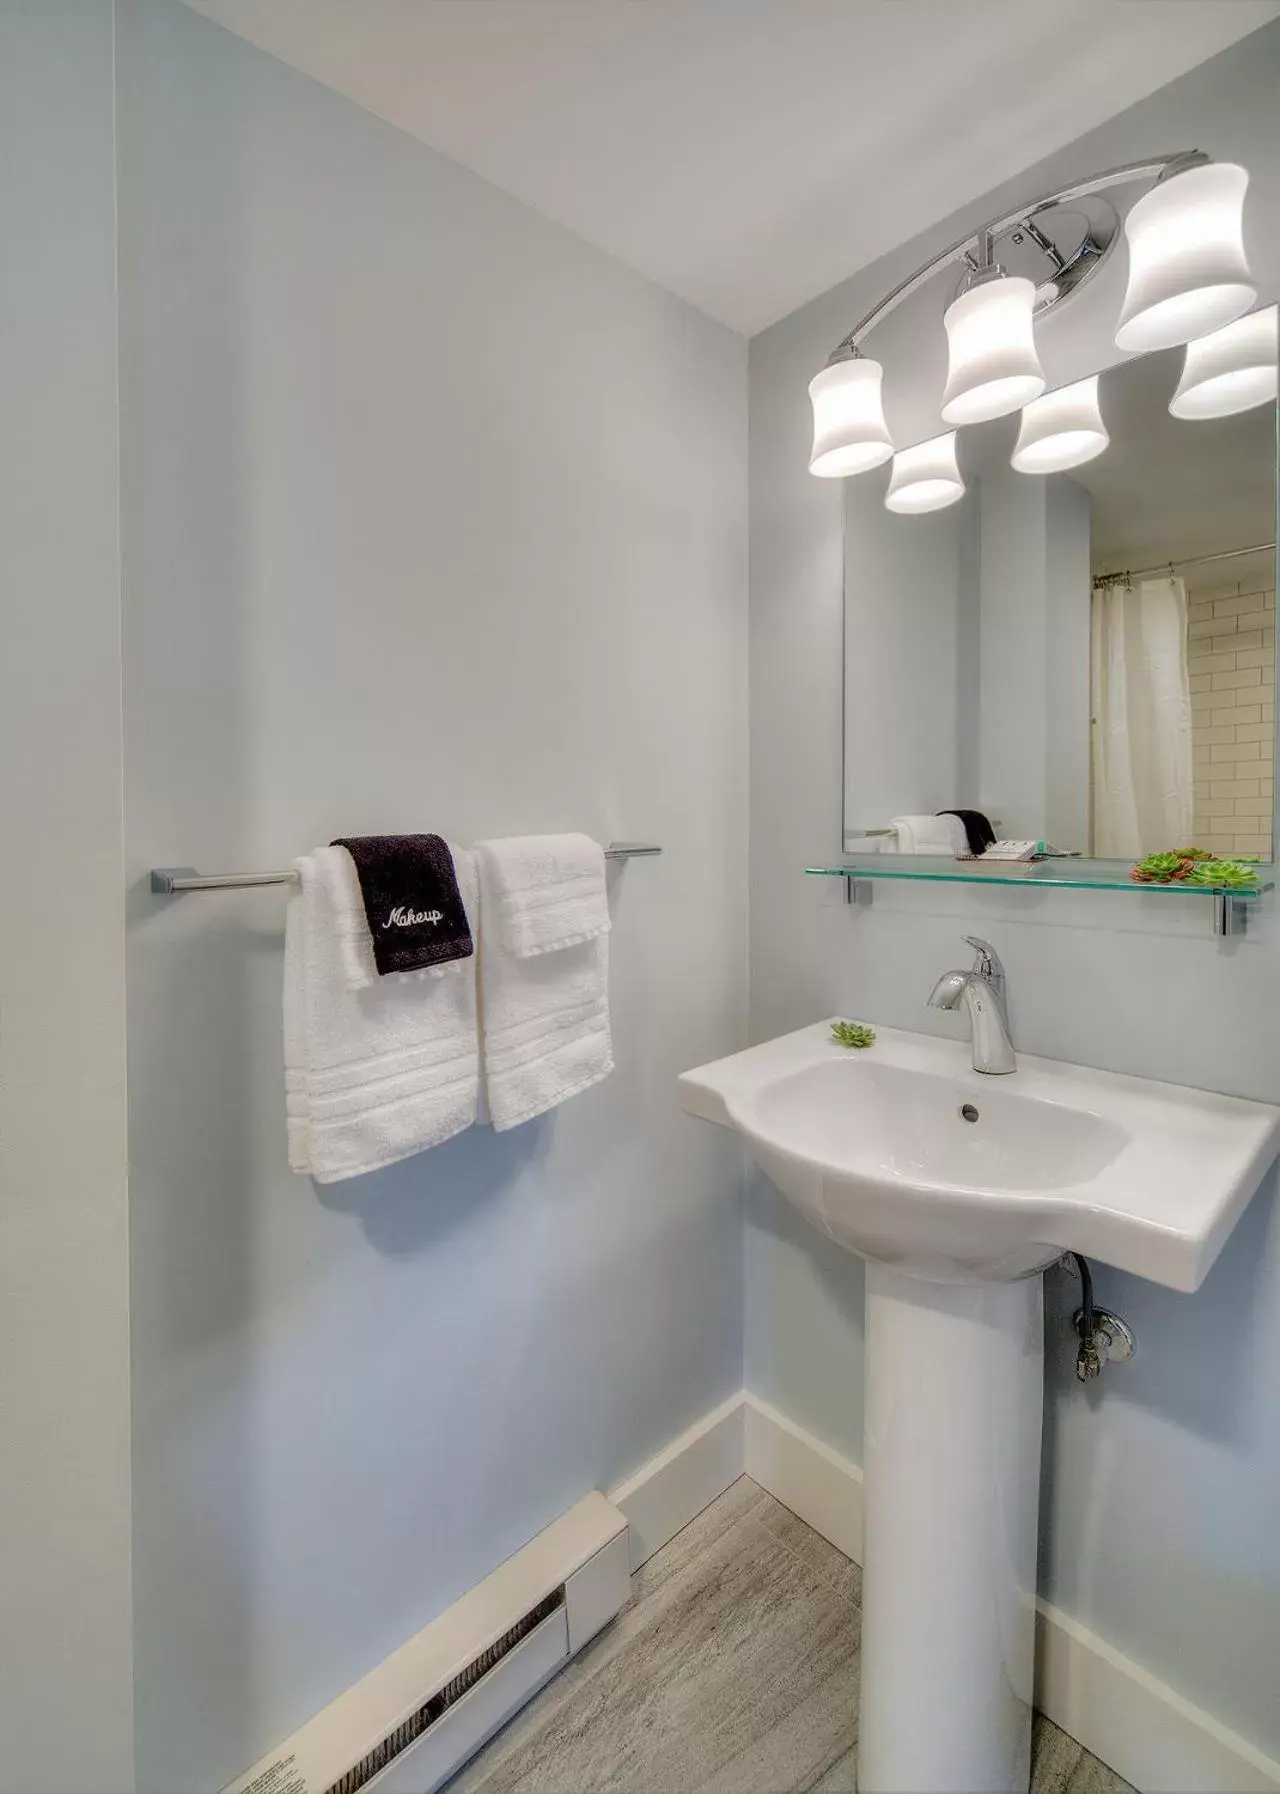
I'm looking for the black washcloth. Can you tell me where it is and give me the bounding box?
[937,810,997,855]
[331,834,474,977]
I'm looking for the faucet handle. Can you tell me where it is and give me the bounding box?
[963,936,1004,985]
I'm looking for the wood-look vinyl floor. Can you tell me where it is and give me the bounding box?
[448,1477,1133,1794]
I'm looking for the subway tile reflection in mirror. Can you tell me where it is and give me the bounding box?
[842,327,1278,863]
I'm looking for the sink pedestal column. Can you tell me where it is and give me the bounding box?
[858,1265,1044,1794]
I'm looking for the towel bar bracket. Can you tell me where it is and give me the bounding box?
[150,843,662,896]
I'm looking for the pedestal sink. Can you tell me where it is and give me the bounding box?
[679,1021,1280,1794]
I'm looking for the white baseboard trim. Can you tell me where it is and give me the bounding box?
[610,1391,1280,1794]
[742,1392,864,1563]
[1036,1600,1280,1794]
[608,1391,744,1571]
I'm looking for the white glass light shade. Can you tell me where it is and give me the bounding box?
[884,432,964,514]
[1170,304,1277,420]
[1114,162,1255,354]
[940,276,1045,425]
[808,357,894,477]
[1011,376,1109,474]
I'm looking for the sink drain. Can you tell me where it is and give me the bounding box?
[960,1103,980,1123]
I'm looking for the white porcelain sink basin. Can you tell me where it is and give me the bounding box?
[680,1020,1280,1288]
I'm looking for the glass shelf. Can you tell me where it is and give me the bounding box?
[807,856,1273,935]
[807,855,1274,896]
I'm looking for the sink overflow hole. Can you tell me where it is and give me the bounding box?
[960,1103,980,1123]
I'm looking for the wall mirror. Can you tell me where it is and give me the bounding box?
[841,325,1279,880]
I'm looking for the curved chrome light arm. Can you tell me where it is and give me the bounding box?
[826,151,1207,365]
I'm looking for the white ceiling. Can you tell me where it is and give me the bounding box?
[182,0,1280,335]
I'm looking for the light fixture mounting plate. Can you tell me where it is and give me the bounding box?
[989,193,1120,317]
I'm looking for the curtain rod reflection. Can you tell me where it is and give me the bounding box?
[1092,541,1275,590]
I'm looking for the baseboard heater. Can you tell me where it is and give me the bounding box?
[223,1492,631,1794]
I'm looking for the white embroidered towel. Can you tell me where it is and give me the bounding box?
[474,836,613,1131]
[284,847,479,1183]
[319,843,384,991]
[476,832,610,958]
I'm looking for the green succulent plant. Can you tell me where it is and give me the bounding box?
[831,1019,876,1049]
[1133,851,1187,882]
[1187,858,1260,890]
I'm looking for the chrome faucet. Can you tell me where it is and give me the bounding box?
[927,936,1016,1075]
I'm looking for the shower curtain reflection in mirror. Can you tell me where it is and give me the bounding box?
[1090,575,1193,856]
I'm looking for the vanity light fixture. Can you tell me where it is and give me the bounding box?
[1169,303,1277,420]
[940,234,1045,425]
[808,350,894,477]
[810,150,1259,492]
[1011,375,1109,474]
[1114,160,1255,354]
[884,432,964,514]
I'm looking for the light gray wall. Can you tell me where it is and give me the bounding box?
[749,20,1280,1759]
[116,5,747,1789]
[977,461,1050,837]
[971,461,1093,846]
[0,5,135,1791]
[843,430,1094,847]
[842,480,964,835]
[1044,477,1093,850]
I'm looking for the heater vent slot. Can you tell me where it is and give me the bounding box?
[324,1588,566,1794]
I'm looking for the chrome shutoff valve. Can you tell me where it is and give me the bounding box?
[1073,1306,1137,1381]
[1065,1251,1136,1383]
[1076,1333,1103,1382]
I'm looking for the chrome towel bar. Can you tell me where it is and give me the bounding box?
[150,842,661,895]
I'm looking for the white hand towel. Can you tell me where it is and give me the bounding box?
[889,814,968,856]
[474,836,613,1132]
[284,847,479,1183]
[477,832,610,958]
[320,843,383,991]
